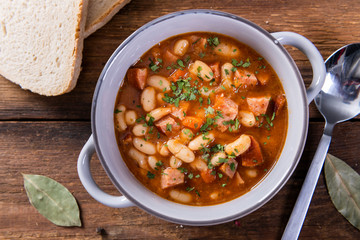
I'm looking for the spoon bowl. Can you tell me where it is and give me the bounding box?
[282,43,360,239]
[315,43,360,125]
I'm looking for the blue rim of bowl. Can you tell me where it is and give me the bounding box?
[91,9,309,226]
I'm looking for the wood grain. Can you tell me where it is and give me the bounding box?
[0,121,359,239]
[1,0,360,239]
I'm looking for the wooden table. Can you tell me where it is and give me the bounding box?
[1,0,359,239]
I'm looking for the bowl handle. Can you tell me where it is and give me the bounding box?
[271,32,326,105]
[77,135,134,208]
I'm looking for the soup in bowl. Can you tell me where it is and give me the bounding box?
[114,32,288,206]
[78,10,325,225]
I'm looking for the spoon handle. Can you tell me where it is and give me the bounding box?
[282,132,332,240]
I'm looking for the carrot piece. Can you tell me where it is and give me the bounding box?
[200,169,216,183]
[182,116,204,130]
[169,68,188,81]
[241,136,264,167]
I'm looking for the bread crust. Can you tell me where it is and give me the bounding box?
[85,0,131,38]
[67,0,88,95]
[0,0,89,96]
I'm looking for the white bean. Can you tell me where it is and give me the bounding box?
[167,139,195,163]
[180,128,194,145]
[125,110,137,125]
[169,189,192,203]
[214,42,240,58]
[156,143,170,157]
[188,133,215,151]
[239,111,256,127]
[128,147,148,170]
[189,60,214,81]
[210,152,227,167]
[115,104,127,131]
[146,107,171,121]
[147,75,170,92]
[147,156,158,170]
[246,169,258,178]
[173,39,189,56]
[220,63,234,89]
[132,124,148,137]
[189,157,208,171]
[169,156,183,168]
[225,134,251,156]
[141,87,156,112]
[133,137,156,155]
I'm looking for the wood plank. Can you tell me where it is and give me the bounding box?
[1,0,360,120]
[0,121,359,239]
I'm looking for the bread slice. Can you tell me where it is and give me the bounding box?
[85,0,131,38]
[0,0,88,96]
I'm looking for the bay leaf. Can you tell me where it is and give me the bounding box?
[22,174,81,227]
[324,154,360,230]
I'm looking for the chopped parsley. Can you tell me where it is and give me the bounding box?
[149,57,162,72]
[218,157,228,164]
[204,106,215,116]
[210,144,224,153]
[192,38,201,45]
[147,171,155,179]
[178,167,188,173]
[200,117,214,132]
[146,114,155,126]
[231,58,251,68]
[195,190,201,197]
[177,59,185,68]
[162,78,200,107]
[207,37,220,46]
[230,162,236,171]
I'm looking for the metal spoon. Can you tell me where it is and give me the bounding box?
[282,43,360,239]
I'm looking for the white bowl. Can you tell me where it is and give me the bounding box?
[78,9,325,226]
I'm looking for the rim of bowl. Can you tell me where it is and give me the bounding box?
[91,9,308,225]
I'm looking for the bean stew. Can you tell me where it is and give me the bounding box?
[114,32,288,206]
